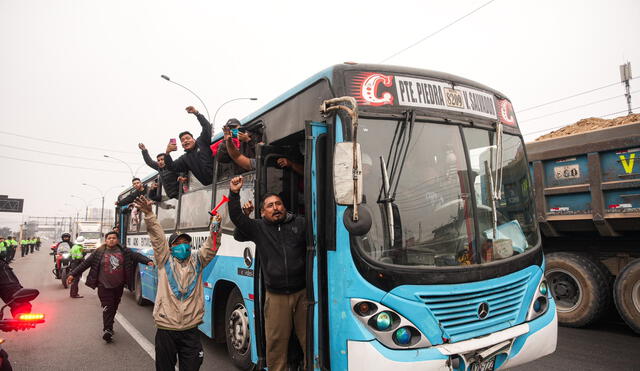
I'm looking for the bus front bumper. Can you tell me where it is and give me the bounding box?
[347,300,557,370]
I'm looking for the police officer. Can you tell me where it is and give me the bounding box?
[0,237,7,261]
[69,236,86,298]
[20,237,27,257]
[54,233,73,278]
[7,236,17,262]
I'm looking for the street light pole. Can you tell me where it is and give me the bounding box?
[213,97,258,129]
[70,195,89,220]
[82,183,125,240]
[161,75,211,122]
[104,155,135,179]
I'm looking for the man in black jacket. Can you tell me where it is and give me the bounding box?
[67,231,153,343]
[164,106,214,186]
[228,176,306,371]
[115,177,160,207]
[138,143,180,199]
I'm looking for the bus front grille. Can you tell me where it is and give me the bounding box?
[417,274,530,342]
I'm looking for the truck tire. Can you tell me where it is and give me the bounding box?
[134,267,151,306]
[225,287,252,370]
[613,258,640,334]
[545,252,609,327]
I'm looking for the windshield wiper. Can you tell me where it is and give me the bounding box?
[377,110,414,247]
[488,121,505,241]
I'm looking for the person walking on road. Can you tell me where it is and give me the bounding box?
[68,236,87,299]
[228,176,308,371]
[29,237,35,254]
[66,231,153,343]
[132,195,220,371]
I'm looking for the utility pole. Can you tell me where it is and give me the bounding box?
[620,62,633,115]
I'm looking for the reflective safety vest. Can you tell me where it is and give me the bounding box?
[0,242,6,252]
[10,239,18,246]
[20,240,26,245]
[70,244,84,260]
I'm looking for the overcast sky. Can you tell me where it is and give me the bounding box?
[1,0,638,230]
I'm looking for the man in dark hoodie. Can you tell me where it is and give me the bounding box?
[164,106,214,186]
[67,231,153,343]
[138,143,180,199]
[228,176,306,371]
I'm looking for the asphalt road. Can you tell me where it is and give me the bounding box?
[3,242,640,371]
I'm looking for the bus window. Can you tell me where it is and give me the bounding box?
[156,185,178,230]
[215,172,256,232]
[179,187,213,229]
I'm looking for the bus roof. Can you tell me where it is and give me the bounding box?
[212,63,513,143]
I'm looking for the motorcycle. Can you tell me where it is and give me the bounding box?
[0,288,45,371]
[53,252,72,288]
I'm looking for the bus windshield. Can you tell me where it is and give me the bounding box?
[355,117,539,268]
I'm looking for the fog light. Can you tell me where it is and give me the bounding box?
[539,281,548,296]
[393,327,412,345]
[375,312,392,331]
[354,301,377,316]
[533,297,547,313]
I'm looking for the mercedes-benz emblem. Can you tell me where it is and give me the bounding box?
[477,302,490,320]
[243,247,253,267]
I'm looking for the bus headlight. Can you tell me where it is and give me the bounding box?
[526,278,550,321]
[351,298,431,349]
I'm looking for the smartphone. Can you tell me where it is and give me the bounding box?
[170,138,176,145]
[231,129,239,138]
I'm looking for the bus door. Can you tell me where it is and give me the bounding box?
[254,142,291,369]
[304,121,330,370]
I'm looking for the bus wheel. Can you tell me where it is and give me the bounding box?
[614,258,640,334]
[225,287,252,370]
[545,252,609,327]
[134,267,150,306]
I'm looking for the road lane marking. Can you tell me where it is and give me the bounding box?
[115,312,156,360]
[80,277,156,361]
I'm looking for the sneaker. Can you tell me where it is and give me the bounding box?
[102,329,113,343]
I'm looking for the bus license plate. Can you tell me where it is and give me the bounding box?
[469,357,495,371]
[444,88,464,108]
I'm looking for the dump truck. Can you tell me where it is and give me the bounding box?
[526,120,640,334]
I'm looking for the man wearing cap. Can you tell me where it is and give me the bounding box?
[68,236,87,298]
[67,231,153,343]
[133,195,220,371]
[164,105,215,186]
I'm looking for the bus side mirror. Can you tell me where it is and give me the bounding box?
[333,142,363,205]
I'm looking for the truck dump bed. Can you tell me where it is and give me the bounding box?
[527,122,640,237]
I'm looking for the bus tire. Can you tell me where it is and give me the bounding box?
[225,287,252,370]
[545,252,609,327]
[613,258,640,334]
[134,266,151,306]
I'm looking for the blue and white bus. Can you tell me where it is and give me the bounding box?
[116,63,556,370]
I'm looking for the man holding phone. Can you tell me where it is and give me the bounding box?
[138,142,180,199]
[164,106,214,186]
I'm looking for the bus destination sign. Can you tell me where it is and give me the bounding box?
[348,72,504,121]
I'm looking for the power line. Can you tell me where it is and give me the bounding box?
[523,106,640,137]
[380,0,497,63]
[3,144,144,166]
[0,130,139,155]
[519,90,639,123]
[517,77,638,113]
[0,155,131,174]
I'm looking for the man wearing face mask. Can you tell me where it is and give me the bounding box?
[133,195,221,371]
[228,176,307,371]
